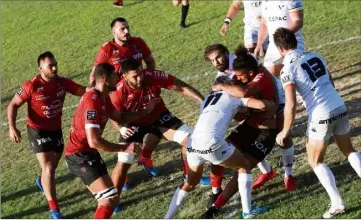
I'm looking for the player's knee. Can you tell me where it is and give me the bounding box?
[308,157,322,168]
[172,0,181,6]
[183,181,197,191]
[173,124,192,146]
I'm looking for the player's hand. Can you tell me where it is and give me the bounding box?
[124,142,143,154]
[9,127,21,143]
[120,126,138,139]
[144,98,162,113]
[220,23,229,36]
[276,129,290,147]
[212,84,223,91]
[253,45,263,59]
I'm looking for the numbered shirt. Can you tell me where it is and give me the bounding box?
[110,69,176,125]
[65,89,115,155]
[192,91,246,141]
[261,0,304,44]
[280,50,344,117]
[242,0,263,28]
[17,75,80,131]
[93,37,152,78]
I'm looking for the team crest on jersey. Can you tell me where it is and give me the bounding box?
[17,86,24,96]
[87,110,97,120]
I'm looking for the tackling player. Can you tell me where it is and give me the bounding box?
[274,28,361,218]
[7,51,89,219]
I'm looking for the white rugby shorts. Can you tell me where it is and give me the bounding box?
[244,23,269,50]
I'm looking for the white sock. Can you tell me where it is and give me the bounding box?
[257,160,271,174]
[238,173,252,214]
[348,152,361,178]
[212,187,222,194]
[164,188,189,219]
[281,146,294,178]
[313,163,344,207]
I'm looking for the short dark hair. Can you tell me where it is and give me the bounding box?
[93,63,115,80]
[273,27,297,50]
[232,55,259,73]
[214,76,236,86]
[204,44,229,61]
[234,44,249,58]
[121,59,140,74]
[37,51,55,66]
[111,17,128,29]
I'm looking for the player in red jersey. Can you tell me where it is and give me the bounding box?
[200,50,280,218]
[109,59,205,197]
[7,51,88,219]
[64,63,159,219]
[89,17,156,83]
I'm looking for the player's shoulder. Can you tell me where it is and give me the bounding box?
[115,79,127,92]
[82,89,100,101]
[130,36,146,44]
[100,40,118,51]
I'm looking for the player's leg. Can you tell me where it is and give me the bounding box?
[263,43,284,78]
[306,112,346,218]
[180,0,189,28]
[172,0,181,6]
[112,0,123,8]
[244,24,258,54]
[207,164,224,208]
[137,131,162,176]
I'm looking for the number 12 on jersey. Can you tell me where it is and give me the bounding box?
[204,93,222,109]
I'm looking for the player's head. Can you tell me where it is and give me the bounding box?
[213,76,236,86]
[93,63,117,92]
[38,51,58,80]
[204,44,229,72]
[273,27,297,56]
[122,59,143,89]
[111,17,130,43]
[232,54,259,84]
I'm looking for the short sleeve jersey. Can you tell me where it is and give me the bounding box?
[280,50,344,117]
[65,89,115,155]
[17,75,80,130]
[110,69,176,125]
[192,91,246,144]
[261,0,304,44]
[93,37,152,78]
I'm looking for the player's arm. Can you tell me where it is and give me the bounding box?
[220,0,243,36]
[212,83,260,98]
[144,55,156,70]
[253,16,268,58]
[245,97,277,113]
[172,78,204,104]
[288,9,304,33]
[7,95,26,143]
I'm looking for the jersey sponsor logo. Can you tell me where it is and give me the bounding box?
[290,52,308,64]
[35,95,51,101]
[268,16,287,22]
[41,100,63,118]
[36,86,44,92]
[145,70,168,78]
[17,86,24,96]
[133,52,143,60]
[92,94,98,100]
[254,142,268,154]
[278,4,285,9]
[158,112,175,125]
[113,49,119,55]
[251,1,262,7]
[36,137,52,145]
[187,146,214,155]
[281,74,291,84]
[318,111,347,124]
[87,110,97,120]
[57,89,66,97]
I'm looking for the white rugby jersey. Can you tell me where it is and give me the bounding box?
[280,50,344,117]
[191,91,246,144]
[242,0,263,28]
[261,0,304,44]
[215,53,237,79]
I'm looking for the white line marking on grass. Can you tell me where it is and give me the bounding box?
[3,35,360,127]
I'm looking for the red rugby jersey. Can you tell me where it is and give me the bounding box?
[110,69,176,125]
[17,75,80,130]
[65,89,115,155]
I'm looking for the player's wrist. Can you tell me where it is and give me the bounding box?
[119,126,128,136]
[224,17,232,24]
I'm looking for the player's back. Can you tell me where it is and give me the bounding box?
[282,50,344,117]
[192,91,244,140]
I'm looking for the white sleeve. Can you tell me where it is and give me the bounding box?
[280,66,296,88]
[288,0,303,11]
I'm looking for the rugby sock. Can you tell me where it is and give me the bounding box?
[48,200,60,211]
[257,160,271,174]
[164,188,189,219]
[313,163,343,207]
[348,152,361,178]
[210,165,224,193]
[281,146,295,178]
[238,173,252,214]
[181,153,189,176]
[180,4,189,26]
[141,147,153,159]
[213,192,227,208]
[94,205,113,219]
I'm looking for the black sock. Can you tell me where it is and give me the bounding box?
[181,4,189,25]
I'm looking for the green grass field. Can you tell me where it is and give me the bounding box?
[1,0,361,218]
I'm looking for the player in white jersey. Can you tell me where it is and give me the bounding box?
[274,28,361,219]
[220,0,268,53]
[164,76,276,219]
[254,0,304,77]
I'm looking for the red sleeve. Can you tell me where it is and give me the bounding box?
[62,78,81,95]
[17,81,32,101]
[109,91,124,112]
[145,70,176,90]
[83,95,102,128]
[137,38,151,59]
[93,45,110,67]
